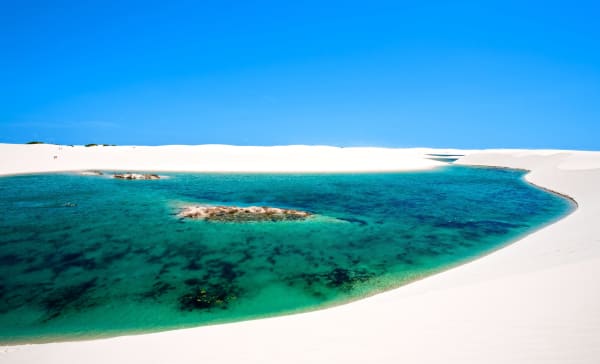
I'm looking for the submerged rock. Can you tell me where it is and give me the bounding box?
[113,173,160,180]
[178,205,311,222]
[179,284,240,311]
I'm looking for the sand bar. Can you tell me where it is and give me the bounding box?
[0,145,599,363]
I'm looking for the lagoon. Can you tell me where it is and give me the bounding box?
[0,166,573,343]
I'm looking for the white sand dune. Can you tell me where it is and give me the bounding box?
[0,144,444,174]
[1,145,599,363]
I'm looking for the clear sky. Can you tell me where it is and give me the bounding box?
[1,1,599,149]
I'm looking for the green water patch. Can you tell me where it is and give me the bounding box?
[0,166,573,343]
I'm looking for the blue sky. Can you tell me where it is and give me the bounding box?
[1,1,599,149]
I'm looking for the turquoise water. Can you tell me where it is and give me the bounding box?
[0,166,573,343]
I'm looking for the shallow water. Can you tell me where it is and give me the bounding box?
[0,166,573,343]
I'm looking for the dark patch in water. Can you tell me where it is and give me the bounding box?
[325,267,374,289]
[100,246,132,265]
[140,281,175,301]
[287,267,375,293]
[435,220,524,235]
[61,252,84,262]
[179,284,241,311]
[51,252,98,277]
[236,251,253,264]
[185,259,201,271]
[0,253,22,266]
[158,262,177,276]
[146,254,164,264]
[41,278,98,321]
[219,262,238,281]
[23,251,98,277]
[184,278,202,286]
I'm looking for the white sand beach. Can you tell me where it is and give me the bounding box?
[1,145,599,363]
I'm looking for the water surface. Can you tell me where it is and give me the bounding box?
[0,166,573,343]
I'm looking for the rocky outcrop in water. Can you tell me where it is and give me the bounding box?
[113,173,160,180]
[178,205,311,222]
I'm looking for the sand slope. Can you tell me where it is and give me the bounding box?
[1,146,599,363]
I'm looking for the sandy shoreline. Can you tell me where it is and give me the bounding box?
[1,145,599,363]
